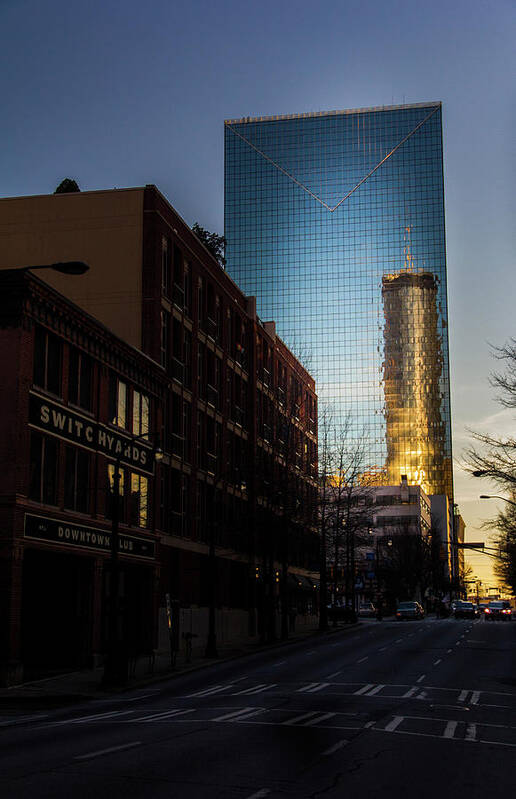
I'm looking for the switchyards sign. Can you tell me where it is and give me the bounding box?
[24,513,156,559]
[29,391,154,475]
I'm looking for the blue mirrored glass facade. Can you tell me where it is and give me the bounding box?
[224,103,452,500]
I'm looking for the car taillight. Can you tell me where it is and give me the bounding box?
[502,609,510,614]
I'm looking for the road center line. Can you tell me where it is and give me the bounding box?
[74,741,141,761]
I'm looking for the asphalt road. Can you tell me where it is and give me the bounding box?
[1,617,515,798]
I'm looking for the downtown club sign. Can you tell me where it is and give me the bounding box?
[29,391,154,475]
[24,513,156,559]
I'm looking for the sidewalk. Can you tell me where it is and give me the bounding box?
[0,621,361,710]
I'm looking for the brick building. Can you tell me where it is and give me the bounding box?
[0,186,318,683]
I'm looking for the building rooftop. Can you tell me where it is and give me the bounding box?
[225,101,441,126]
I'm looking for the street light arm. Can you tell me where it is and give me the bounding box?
[479,495,516,508]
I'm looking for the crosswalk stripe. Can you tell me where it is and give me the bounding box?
[212,707,264,722]
[402,687,418,698]
[471,691,480,705]
[365,684,385,696]
[443,721,458,739]
[283,711,319,726]
[232,684,276,696]
[384,716,404,732]
[354,683,375,695]
[297,683,320,693]
[465,723,477,741]
[187,684,233,698]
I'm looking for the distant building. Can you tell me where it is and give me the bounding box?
[224,102,453,501]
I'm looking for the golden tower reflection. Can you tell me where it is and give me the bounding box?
[382,270,448,496]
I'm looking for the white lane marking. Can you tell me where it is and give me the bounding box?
[465,723,477,741]
[122,693,156,703]
[74,741,141,761]
[417,691,427,701]
[416,674,426,683]
[326,671,342,679]
[0,713,48,727]
[365,684,385,696]
[297,683,320,693]
[471,691,481,705]
[187,684,233,698]
[434,659,442,666]
[402,687,418,698]
[447,649,453,654]
[385,716,404,732]
[283,711,319,726]
[378,647,387,652]
[213,707,265,722]
[455,641,461,646]
[53,709,134,725]
[443,721,458,739]
[323,739,348,756]
[304,712,337,726]
[232,684,276,696]
[305,683,330,693]
[357,657,368,663]
[133,708,196,722]
[395,639,403,644]
[246,790,270,799]
[272,661,287,667]
[354,683,375,695]
[458,690,469,703]
[365,720,375,728]
[306,651,316,656]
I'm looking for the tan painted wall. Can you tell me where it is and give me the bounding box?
[0,188,144,348]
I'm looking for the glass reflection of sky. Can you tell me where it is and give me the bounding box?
[225,103,452,499]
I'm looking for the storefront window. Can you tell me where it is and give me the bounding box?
[130,473,148,528]
[107,463,125,522]
[108,374,127,429]
[132,390,150,438]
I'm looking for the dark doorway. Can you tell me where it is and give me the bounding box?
[21,548,94,676]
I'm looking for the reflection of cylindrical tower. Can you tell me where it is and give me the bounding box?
[382,271,447,496]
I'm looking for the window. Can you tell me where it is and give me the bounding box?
[132,390,150,438]
[33,326,62,396]
[64,446,90,513]
[29,433,58,504]
[69,348,92,411]
[108,374,127,429]
[161,310,170,368]
[107,464,125,522]
[162,236,171,296]
[130,473,148,528]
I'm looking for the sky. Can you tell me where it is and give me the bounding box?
[1,0,514,588]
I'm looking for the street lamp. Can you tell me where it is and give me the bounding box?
[103,432,162,686]
[480,495,516,508]
[26,261,90,275]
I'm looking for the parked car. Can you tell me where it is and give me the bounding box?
[453,601,477,619]
[358,602,376,618]
[396,601,425,620]
[484,601,513,621]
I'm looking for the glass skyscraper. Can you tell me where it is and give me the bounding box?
[224,102,452,500]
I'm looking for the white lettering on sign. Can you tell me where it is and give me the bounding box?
[85,426,93,442]
[52,410,67,430]
[40,405,50,424]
